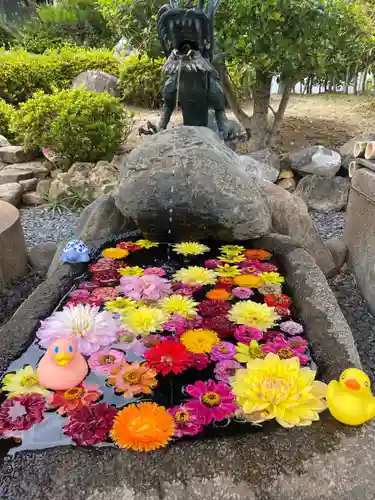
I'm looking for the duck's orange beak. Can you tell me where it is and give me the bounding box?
[54,352,73,366]
[345,379,361,391]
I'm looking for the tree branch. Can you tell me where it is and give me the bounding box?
[268,105,276,117]
[268,79,295,149]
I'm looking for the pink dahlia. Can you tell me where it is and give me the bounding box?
[280,320,304,335]
[201,315,234,338]
[168,405,202,437]
[0,394,45,438]
[257,262,278,272]
[232,287,254,299]
[234,325,263,344]
[117,274,172,301]
[188,353,211,371]
[210,341,236,361]
[162,314,202,335]
[36,304,118,356]
[198,300,231,318]
[214,359,242,383]
[88,349,125,376]
[48,383,102,415]
[63,403,117,446]
[204,259,223,269]
[262,335,308,364]
[143,267,166,276]
[184,379,237,425]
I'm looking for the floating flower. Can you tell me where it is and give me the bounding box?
[188,353,211,371]
[234,325,263,344]
[162,314,202,335]
[160,295,198,318]
[219,245,245,256]
[117,274,172,301]
[2,365,49,397]
[262,336,309,365]
[48,383,102,415]
[232,287,254,299]
[173,242,210,256]
[145,340,191,375]
[201,315,234,338]
[230,354,327,427]
[244,249,271,260]
[111,402,174,451]
[108,362,158,397]
[217,277,234,287]
[258,283,283,295]
[102,248,129,260]
[257,262,278,272]
[172,283,195,296]
[141,334,163,348]
[275,306,291,318]
[0,394,46,438]
[90,287,117,302]
[214,359,242,384]
[88,349,125,376]
[168,405,202,437]
[229,301,279,331]
[210,341,236,361]
[219,254,246,264]
[260,272,285,285]
[36,304,118,355]
[63,403,117,445]
[181,329,219,354]
[144,267,166,276]
[119,266,144,277]
[105,297,138,314]
[69,289,90,300]
[184,380,237,424]
[198,299,230,317]
[117,241,142,252]
[239,262,262,275]
[204,259,223,269]
[235,340,266,363]
[233,274,262,288]
[121,306,168,336]
[206,288,231,301]
[280,320,304,335]
[173,266,217,286]
[113,334,147,359]
[135,239,159,249]
[264,293,291,308]
[216,264,241,278]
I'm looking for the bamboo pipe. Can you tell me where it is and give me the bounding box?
[353,141,367,158]
[365,142,375,160]
[349,161,362,178]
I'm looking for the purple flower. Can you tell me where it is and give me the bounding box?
[163,314,202,335]
[210,341,236,361]
[262,335,308,364]
[204,259,223,269]
[280,320,304,336]
[234,325,263,343]
[168,405,202,437]
[232,287,254,299]
[214,360,242,383]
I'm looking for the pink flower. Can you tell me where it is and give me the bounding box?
[143,267,166,276]
[162,314,202,335]
[88,349,125,375]
[141,334,164,349]
[289,336,309,349]
[77,281,97,291]
[0,394,46,438]
[184,380,237,424]
[63,403,117,445]
[210,341,236,361]
[204,259,223,269]
[117,275,172,301]
[48,383,102,415]
[232,287,254,299]
[234,325,263,343]
[198,300,231,317]
[69,289,90,300]
[262,335,308,364]
[214,360,241,383]
[173,283,203,295]
[168,405,202,437]
[239,261,262,274]
[188,353,211,371]
[90,287,117,302]
[257,262,278,272]
[280,320,304,335]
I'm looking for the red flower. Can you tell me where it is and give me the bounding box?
[264,293,291,308]
[198,300,231,318]
[63,403,117,446]
[201,315,234,338]
[48,383,102,416]
[145,340,192,375]
[89,259,119,286]
[188,353,211,371]
[0,394,45,437]
[275,306,291,318]
[91,287,117,302]
[117,241,142,252]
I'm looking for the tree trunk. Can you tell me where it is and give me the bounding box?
[248,70,272,152]
[362,69,368,93]
[268,79,295,149]
[353,66,359,95]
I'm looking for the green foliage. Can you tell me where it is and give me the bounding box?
[0,22,14,49]
[0,99,15,139]
[10,88,132,163]
[118,55,164,108]
[14,20,67,54]
[0,47,120,105]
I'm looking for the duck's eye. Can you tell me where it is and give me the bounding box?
[341,375,345,379]
[365,382,369,387]
[68,345,73,353]
[54,346,59,353]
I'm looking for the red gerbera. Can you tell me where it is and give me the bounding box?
[264,293,291,308]
[145,340,192,375]
[201,315,234,338]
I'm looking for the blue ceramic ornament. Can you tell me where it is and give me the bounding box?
[60,239,90,264]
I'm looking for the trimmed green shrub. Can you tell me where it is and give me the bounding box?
[0,47,120,105]
[0,99,15,139]
[10,88,133,163]
[118,55,164,108]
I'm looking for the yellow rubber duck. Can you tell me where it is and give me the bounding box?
[326,368,375,426]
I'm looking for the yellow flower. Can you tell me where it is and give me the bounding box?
[160,295,198,318]
[173,242,210,256]
[102,248,129,260]
[135,239,159,249]
[181,329,220,353]
[230,354,327,428]
[2,365,50,397]
[219,254,246,264]
[260,272,285,285]
[219,245,245,256]
[235,341,266,363]
[173,266,217,286]
[121,306,168,336]
[234,274,262,288]
[119,266,144,277]
[105,297,138,314]
[229,300,279,331]
[216,264,241,277]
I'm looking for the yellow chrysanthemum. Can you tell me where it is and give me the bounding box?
[135,239,159,249]
[105,297,139,313]
[181,329,220,353]
[119,266,144,277]
[121,306,168,336]
[218,254,246,264]
[173,266,217,286]
[230,354,327,428]
[219,245,245,256]
[229,300,279,331]
[102,248,129,260]
[216,264,241,277]
[159,295,198,318]
[2,365,50,397]
[235,340,265,363]
[260,272,285,285]
[172,242,210,256]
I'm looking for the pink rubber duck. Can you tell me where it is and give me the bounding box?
[37,338,88,391]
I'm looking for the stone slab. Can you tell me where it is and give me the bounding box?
[0,146,38,164]
[0,169,34,184]
[0,183,23,206]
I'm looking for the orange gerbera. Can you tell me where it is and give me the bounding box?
[206,289,231,301]
[111,402,175,451]
[234,274,263,288]
[102,248,129,260]
[244,249,271,260]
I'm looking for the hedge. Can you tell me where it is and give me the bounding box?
[0,99,15,139]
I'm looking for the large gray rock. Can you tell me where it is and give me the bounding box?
[28,242,57,275]
[0,182,23,206]
[71,70,121,98]
[285,145,341,177]
[0,135,10,147]
[0,146,38,164]
[340,132,375,169]
[239,154,279,182]
[0,169,34,184]
[116,126,272,241]
[3,161,50,179]
[248,147,280,171]
[294,175,350,212]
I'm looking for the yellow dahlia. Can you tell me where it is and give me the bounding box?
[173,241,210,256]
[135,239,159,249]
[260,272,285,285]
[229,300,279,331]
[235,340,266,363]
[2,365,50,397]
[219,254,246,264]
[119,266,144,277]
[219,245,245,256]
[159,295,198,318]
[121,306,168,336]
[102,247,129,259]
[230,354,327,428]
[216,264,241,277]
[105,297,138,313]
[173,266,217,286]
[181,329,219,353]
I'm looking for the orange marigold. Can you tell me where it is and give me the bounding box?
[234,274,263,288]
[244,249,271,260]
[206,288,231,301]
[217,277,234,286]
[111,402,175,451]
